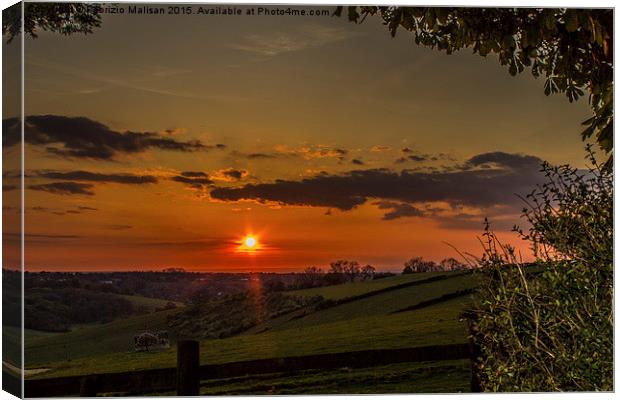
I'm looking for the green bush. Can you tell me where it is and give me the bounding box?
[470,149,612,391]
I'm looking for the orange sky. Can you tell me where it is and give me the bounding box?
[3,5,593,272]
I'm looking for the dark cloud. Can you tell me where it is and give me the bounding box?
[401,147,413,154]
[221,169,248,180]
[210,152,546,216]
[3,115,223,160]
[66,210,81,214]
[351,159,364,166]
[246,152,277,159]
[3,185,17,191]
[171,173,214,189]
[180,171,209,178]
[395,154,428,164]
[28,182,95,196]
[374,201,424,220]
[36,170,158,184]
[77,206,98,211]
[465,152,542,170]
[27,233,81,239]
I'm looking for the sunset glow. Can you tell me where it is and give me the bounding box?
[4,5,591,273]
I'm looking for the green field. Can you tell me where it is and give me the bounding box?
[25,308,181,367]
[288,271,449,300]
[154,360,471,395]
[24,271,478,393]
[119,295,184,312]
[198,360,472,394]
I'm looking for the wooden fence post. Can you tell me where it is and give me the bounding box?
[176,340,200,396]
[464,311,482,393]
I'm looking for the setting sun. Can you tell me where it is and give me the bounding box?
[237,234,261,253]
[244,236,257,249]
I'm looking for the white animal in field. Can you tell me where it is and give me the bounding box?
[134,330,170,351]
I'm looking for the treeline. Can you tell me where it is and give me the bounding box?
[402,257,469,274]
[21,270,296,303]
[289,260,395,290]
[288,257,468,290]
[24,288,138,332]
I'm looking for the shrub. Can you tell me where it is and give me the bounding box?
[469,149,612,391]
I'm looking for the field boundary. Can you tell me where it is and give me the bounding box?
[391,289,475,314]
[307,271,472,313]
[24,343,471,397]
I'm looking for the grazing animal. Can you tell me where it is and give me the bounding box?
[134,330,170,351]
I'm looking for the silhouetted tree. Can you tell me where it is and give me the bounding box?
[360,264,376,280]
[440,257,467,271]
[328,260,366,283]
[403,257,440,273]
[3,3,102,43]
[295,266,324,288]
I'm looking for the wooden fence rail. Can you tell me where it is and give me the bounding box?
[24,342,472,397]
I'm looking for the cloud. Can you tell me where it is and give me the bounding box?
[3,185,17,191]
[211,168,249,182]
[274,145,348,161]
[351,159,364,165]
[465,151,542,171]
[374,201,424,220]
[171,171,214,189]
[179,171,209,178]
[210,152,546,219]
[231,25,360,57]
[36,170,158,184]
[77,206,98,211]
[28,182,95,196]
[395,157,408,164]
[3,115,224,160]
[242,152,278,159]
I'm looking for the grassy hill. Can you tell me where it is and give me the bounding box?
[119,295,183,313]
[25,270,478,392]
[287,271,449,300]
[25,308,181,367]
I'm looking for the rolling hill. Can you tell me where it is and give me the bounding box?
[24,271,479,393]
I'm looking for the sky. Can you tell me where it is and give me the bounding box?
[3,5,594,272]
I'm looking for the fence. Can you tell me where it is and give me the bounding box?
[22,341,475,397]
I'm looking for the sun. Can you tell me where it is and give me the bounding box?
[244,236,257,249]
[237,233,263,253]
